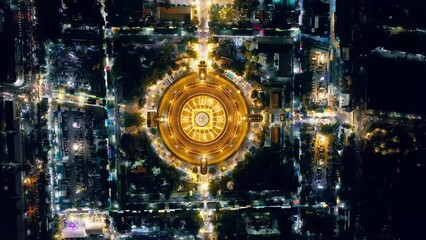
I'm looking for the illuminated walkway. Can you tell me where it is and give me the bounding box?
[197,0,210,61]
[196,1,217,239]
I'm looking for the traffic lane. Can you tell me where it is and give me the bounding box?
[312,133,329,188]
[62,109,95,205]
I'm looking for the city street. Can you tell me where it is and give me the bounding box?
[4,0,413,239]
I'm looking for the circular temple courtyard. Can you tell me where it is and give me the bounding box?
[156,72,250,165]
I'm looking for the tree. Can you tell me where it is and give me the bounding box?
[114,42,177,100]
[123,112,143,127]
[186,49,197,58]
[231,149,299,193]
[320,123,339,135]
[245,61,262,82]
[227,60,245,76]
[208,167,217,175]
[302,212,336,238]
[210,5,221,23]
[294,72,313,97]
[251,89,259,99]
[104,219,110,229]
[120,133,140,156]
[259,91,269,107]
[209,175,231,197]
[50,214,61,239]
[37,98,49,116]
[150,128,158,135]
[234,0,260,12]
[126,132,182,200]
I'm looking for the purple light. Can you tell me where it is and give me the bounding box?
[69,222,75,229]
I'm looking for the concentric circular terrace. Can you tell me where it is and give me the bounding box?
[157,72,249,165]
[180,95,226,142]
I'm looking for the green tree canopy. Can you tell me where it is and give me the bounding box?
[251,89,259,99]
[320,123,339,135]
[120,133,141,156]
[234,0,260,12]
[38,98,49,116]
[245,61,262,82]
[123,112,143,128]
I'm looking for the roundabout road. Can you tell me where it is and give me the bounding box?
[157,72,250,165]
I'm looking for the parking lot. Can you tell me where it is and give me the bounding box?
[55,104,109,208]
[47,42,105,97]
[310,50,329,105]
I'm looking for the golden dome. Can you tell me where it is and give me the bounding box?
[156,72,249,165]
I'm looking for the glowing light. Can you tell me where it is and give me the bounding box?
[72,144,79,151]
[201,182,209,191]
[155,72,250,165]
[78,96,84,104]
[180,95,226,143]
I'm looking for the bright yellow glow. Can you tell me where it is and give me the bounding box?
[201,183,209,191]
[180,95,226,143]
[24,177,31,185]
[156,72,250,165]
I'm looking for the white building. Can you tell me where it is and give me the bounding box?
[339,94,350,107]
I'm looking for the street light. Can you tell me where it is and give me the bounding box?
[72,144,79,151]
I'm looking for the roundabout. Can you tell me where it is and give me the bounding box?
[156,72,250,165]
